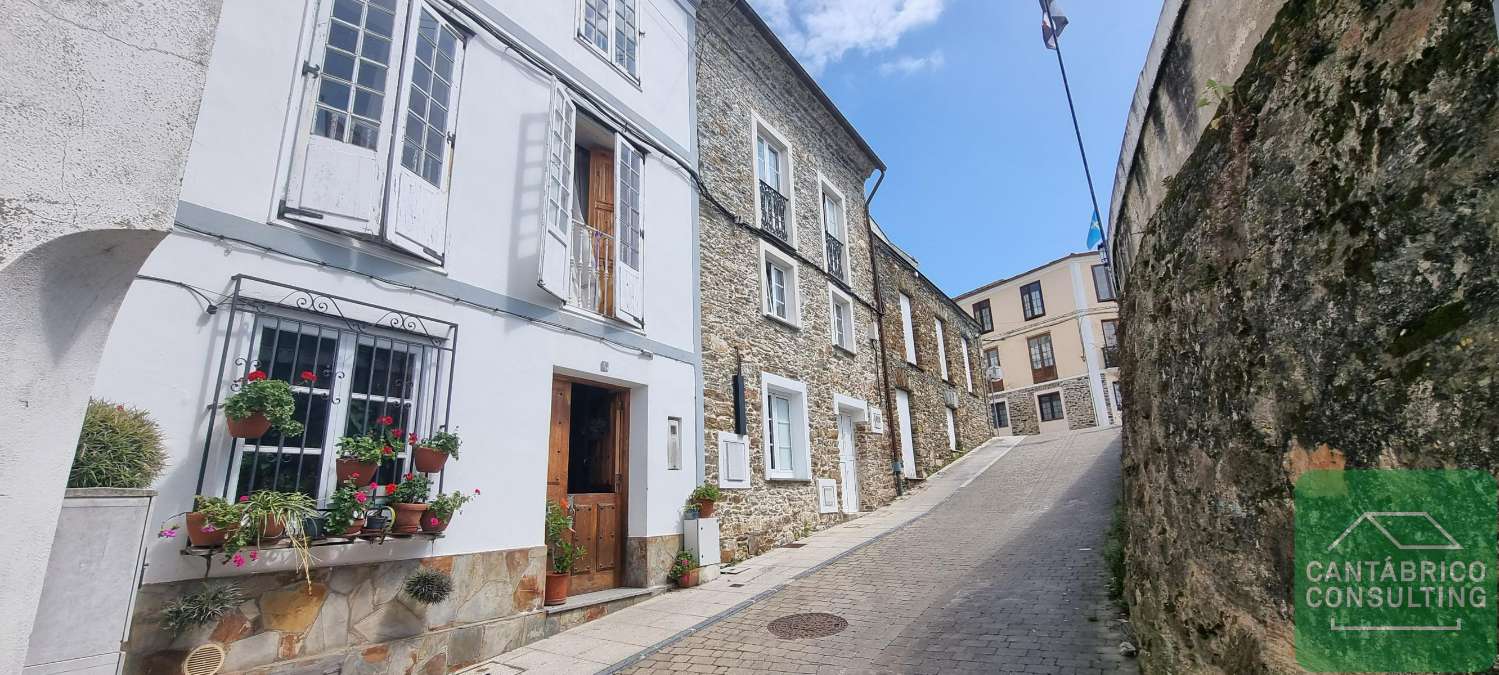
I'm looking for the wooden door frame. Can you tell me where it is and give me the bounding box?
[547,374,631,593]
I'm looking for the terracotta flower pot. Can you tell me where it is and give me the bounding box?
[336,458,378,484]
[392,503,428,534]
[676,569,700,588]
[259,516,286,540]
[544,572,571,606]
[412,446,449,473]
[363,512,390,533]
[226,412,271,439]
[695,499,716,518]
[342,518,367,536]
[421,515,450,533]
[185,511,233,547]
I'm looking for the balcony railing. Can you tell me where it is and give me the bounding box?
[825,233,845,280]
[1031,364,1058,384]
[986,365,1004,392]
[1102,345,1121,368]
[759,180,789,242]
[570,217,615,316]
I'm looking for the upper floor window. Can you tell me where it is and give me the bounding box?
[898,292,917,364]
[760,243,800,327]
[934,317,949,381]
[1028,333,1057,384]
[829,284,855,353]
[1101,318,1120,368]
[820,178,848,281]
[1093,264,1117,302]
[960,335,974,392]
[537,85,646,326]
[284,0,467,263]
[753,117,792,244]
[972,299,993,332]
[578,0,640,79]
[1020,281,1045,320]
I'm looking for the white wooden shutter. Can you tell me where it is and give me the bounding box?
[934,318,949,379]
[614,137,645,325]
[537,81,576,301]
[285,0,410,234]
[386,3,464,261]
[817,479,838,513]
[717,432,750,489]
[961,336,974,392]
[868,408,885,434]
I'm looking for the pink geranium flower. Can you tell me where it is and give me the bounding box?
[158,527,178,539]
[354,491,368,504]
[232,553,245,567]
[202,524,217,533]
[428,517,439,526]
[249,551,259,562]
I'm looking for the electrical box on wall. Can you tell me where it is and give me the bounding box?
[684,516,721,569]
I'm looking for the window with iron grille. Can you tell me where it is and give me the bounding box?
[1020,281,1045,320]
[198,277,456,504]
[1101,319,1120,368]
[754,120,792,244]
[821,182,847,281]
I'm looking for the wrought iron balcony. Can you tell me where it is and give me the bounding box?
[1102,345,1121,368]
[825,233,845,280]
[759,180,789,242]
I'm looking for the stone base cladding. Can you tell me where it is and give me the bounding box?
[126,547,545,674]
[1115,1,1499,671]
[994,375,1099,435]
[624,534,681,588]
[695,0,892,562]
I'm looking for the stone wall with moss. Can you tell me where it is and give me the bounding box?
[1118,0,1498,672]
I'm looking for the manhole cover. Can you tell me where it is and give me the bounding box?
[767,612,849,639]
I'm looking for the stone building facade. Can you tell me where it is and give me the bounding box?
[1107,0,1499,671]
[954,251,1121,437]
[696,0,894,561]
[871,224,992,480]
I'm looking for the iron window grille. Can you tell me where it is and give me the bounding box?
[825,233,845,281]
[759,180,790,242]
[194,276,458,504]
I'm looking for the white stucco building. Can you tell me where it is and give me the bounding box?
[83,1,704,671]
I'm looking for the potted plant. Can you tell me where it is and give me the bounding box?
[182,496,242,547]
[689,484,722,518]
[668,550,699,588]
[413,429,460,473]
[223,370,306,439]
[544,500,586,606]
[323,482,369,536]
[424,488,479,533]
[69,399,167,489]
[335,434,388,484]
[159,584,245,636]
[222,490,318,584]
[390,473,431,533]
[403,568,454,604]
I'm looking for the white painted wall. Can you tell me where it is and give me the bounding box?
[92,0,701,585]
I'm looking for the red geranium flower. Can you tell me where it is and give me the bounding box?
[403,473,413,480]
[378,416,394,426]
[239,495,250,502]
[382,446,394,455]
[299,370,316,383]
[246,370,267,382]
[386,483,397,493]
[392,429,405,440]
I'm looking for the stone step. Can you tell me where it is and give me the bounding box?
[543,585,668,636]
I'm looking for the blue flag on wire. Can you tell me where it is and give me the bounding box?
[1086,209,1104,249]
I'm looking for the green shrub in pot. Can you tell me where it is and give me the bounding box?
[69,399,166,489]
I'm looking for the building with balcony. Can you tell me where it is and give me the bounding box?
[955,251,1121,436]
[82,1,703,672]
[694,0,893,561]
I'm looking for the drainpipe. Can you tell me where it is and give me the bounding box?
[862,168,904,496]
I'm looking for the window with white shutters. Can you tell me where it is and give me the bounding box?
[285,0,464,262]
[829,284,855,352]
[960,336,974,392]
[934,317,949,380]
[761,373,809,481]
[899,293,916,364]
[577,0,640,80]
[761,243,799,327]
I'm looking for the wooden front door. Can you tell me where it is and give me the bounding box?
[546,377,629,594]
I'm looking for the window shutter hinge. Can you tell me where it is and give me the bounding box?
[448,131,456,146]
[302,61,321,77]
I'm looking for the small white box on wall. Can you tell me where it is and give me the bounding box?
[816,479,838,514]
[684,517,721,567]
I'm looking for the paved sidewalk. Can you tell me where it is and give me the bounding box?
[458,435,1027,675]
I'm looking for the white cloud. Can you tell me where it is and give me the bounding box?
[747,0,945,74]
[879,49,945,76]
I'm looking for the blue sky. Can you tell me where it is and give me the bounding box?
[748,0,1164,296]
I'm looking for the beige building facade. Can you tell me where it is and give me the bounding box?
[955,251,1121,436]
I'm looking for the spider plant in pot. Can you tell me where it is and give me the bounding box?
[224,490,318,584]
[412,429,460,473]
[223,370,307,439]
[688,484,722,518]
[544,500,587,606]
[159,584,246,636]
[323,482,370,536]
[335,433,389,484]
[423,488,479,533]
[668,550,699,588]
[390,473,431,533]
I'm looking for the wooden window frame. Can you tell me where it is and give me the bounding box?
[1037,391,1065,422]
[972,299,993,333]
[1020,281,1045,321]
[1027,332,1057,384]
[1093,264,1117,302]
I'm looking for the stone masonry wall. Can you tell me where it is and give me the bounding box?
[872,237,992,479]
[696,0,891,560]
[127,548,545,674]
[998,374,1098,436]
[1119,1,1499,672]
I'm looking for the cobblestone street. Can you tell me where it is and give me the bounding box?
[621,428,1134,674]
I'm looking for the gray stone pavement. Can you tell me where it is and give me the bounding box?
[620,427,1134,675]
